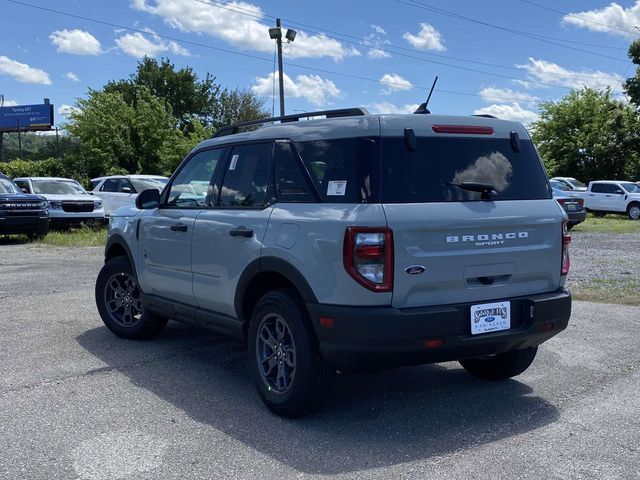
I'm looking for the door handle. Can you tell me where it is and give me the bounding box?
[229,227,253,238]
[170,223,188,232]
[605,195,611,197]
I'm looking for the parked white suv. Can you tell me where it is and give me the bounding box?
[14,177,104,228]
[90,175,168,216]
[580,180,640,219]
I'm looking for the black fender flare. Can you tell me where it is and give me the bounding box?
[234,256,318,322]
[104,234,139,283]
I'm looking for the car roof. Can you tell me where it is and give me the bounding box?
[14,177,79,182]
[194,113,531,151]
[589,180,628,184]
[90,174,168,181]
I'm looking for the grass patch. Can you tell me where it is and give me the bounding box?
[571,278,640,306]
[571,214,640,234]
[35,226,108,247]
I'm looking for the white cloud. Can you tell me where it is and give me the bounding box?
[367,102,419,114]
[115,29,191,58]
[65,72,80,82]
[49,29,102,55]
[517,57,624,92]
[380,73,413,93]
[251,72,340,106]
[562,2,640,39]
[473,102,539,124]
[479,87,539,104]
[58,104,80,118]
[403,23,445,51]
[0,56,51,85]
[132,0,358,61]
[364,25,391,59]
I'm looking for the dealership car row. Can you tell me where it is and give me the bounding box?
[0,173,168,238]
[0,170,638,239]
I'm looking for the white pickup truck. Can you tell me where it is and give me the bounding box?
[579,180,640,220]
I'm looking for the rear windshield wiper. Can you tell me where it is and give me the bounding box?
[447,181,497,200]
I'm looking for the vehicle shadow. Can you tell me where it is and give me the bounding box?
[77,323,559,475]
[0,235,29,245]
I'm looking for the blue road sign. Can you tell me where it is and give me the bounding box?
[0,103,54,132]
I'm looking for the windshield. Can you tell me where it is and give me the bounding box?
[620,182,640,193]
[567,178,587,189]
[380,137,551,203]
[0,178,21,194]
[32,179,86,195]
[130,178,166,192]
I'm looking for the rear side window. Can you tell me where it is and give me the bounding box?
[380,137,551,203]
[274,142,315,203]
[218,143,271,207]
[591,183,606,193]
[295,137,378,203]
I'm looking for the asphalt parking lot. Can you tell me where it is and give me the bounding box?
[1,239,639,479]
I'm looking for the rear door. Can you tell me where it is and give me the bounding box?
[586,183,607,210]
[379,129,563,308]
[192,141,274,318]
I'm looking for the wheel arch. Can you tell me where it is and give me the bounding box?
[235,256,318,335]
[104,234,138,281]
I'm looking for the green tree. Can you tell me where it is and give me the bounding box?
[66,86,184,177]
[213,87,269,130]
[625,40,640,107]
[532,88,640,181]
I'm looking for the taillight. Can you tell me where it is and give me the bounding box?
[561,221,571,276]
[343,227,393,292]
[575,198,584,208]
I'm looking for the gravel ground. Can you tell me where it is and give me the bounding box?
[0,241,639,479]
[567,232,640,304]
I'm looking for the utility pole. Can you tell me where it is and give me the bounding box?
[269,19,297,118]
[276,19,285,117]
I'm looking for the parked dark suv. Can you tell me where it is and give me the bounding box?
[0,173,50,240]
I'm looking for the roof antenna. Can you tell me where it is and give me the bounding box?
[414,76,438,115]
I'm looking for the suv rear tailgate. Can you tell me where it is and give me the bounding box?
[384,200,563,308]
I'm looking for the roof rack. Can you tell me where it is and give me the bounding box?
[211,107,369,138]
[471,114,497,119]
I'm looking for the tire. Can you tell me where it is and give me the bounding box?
[248,289,335,417]
[95,255,168,339]
[459,346,538,381]
[627,203,640,220]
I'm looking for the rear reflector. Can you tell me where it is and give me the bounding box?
[319,317,334,328]
[425,338,444,349]
[432,124,494,135]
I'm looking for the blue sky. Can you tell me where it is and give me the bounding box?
[1,0,639,127]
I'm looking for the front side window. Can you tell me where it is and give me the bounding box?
[101,179,120,192]
[14,180,30,193]
[217,143,271,207]
[166,148,223,208]
[117,179,135,193]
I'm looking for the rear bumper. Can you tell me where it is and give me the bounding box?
[566,210,586,225]
[306,288,571,370]
[0,216,49,235]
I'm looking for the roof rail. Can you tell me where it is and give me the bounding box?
[211,107,369,138]
[471,114,497,119]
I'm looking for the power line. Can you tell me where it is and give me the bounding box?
[194,0,624,81]
[395,0,633,63]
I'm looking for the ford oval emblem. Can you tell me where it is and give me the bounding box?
[485,316,495,323]
[405,265,426,275]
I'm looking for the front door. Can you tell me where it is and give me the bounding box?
[192,142,274,318]
[138,147,225,306]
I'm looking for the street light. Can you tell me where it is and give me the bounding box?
[270,18,296,117]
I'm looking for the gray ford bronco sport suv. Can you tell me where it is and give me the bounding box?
[96,108,572,417]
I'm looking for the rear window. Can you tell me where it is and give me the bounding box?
[380,137,551,203]
[294,137,378,203]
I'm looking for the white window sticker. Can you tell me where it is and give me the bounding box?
[229,154,239,171]
[327,180,347,196]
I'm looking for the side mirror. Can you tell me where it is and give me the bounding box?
[615,189,624,195]
[135,189,160,210]
[20,187,29,193]
[120,186,133,194]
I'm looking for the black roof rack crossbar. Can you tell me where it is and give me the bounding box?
[211,107,369,138]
